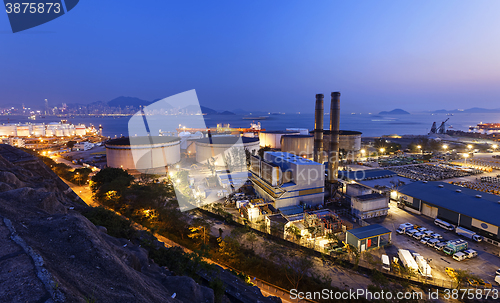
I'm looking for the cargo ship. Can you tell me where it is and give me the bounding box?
[469,123,500,133]
[175,122,265,135]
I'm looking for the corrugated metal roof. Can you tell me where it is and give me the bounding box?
[338,169,396,181]
[347,224,391,240]
[278,205,304,216]
[398,181,500,227]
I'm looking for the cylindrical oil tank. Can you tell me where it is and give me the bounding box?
[105,136,181,172]
[258,130,299,149]
[0,124,18,136]
[281,135,314,159]
[310,130,362,158]
[196,136,260,166]
[32,124,46,137]
[16,124,32,137]
[75,124,86,136]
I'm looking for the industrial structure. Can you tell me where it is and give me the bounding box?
[0,122,92,137]
[397,181,500,244]
[249,151,324,208]
[280,134,313,159]
[105,136,181,172]
[346,224,391,251]
[195,136,259,167]
[259,130,300,149]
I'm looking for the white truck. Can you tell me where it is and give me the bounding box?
[463,249,478,258]
[381,254,390,271]
[414,253,432,277]
[456,226,483,242]
[453,251,467,261]
[398,249,419,274]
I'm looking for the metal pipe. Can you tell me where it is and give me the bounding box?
[313,94,324,163]
[328,92,340,183]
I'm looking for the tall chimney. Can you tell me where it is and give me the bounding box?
[328,92,340,184]
[313,94,324,163]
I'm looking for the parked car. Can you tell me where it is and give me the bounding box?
[424,230,434,236]
[420,237,431,244]
[413,232,424,240]
[495,275,500,285]
[417,227,427,233]
[453,252,467,261]
[435,242,447,251]
[431,233,443,239]
[406,229,418,236]
[428,238,440,247]
[396,228,405,234]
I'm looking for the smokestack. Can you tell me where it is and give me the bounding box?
[313,94,324,163]
[328,92,340,184]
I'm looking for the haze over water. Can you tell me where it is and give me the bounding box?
[2,112,499,138]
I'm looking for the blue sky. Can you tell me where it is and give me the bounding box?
[1,0,500,113]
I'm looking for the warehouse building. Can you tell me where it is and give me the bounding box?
[398,181,500,244]
[250,151,324,209]
[346,224,391,252]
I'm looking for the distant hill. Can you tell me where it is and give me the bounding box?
[429,107,500,114]
[219,110,236,115]
[200,106,218,115]
[379,109,410,115]
[107,96,152,108]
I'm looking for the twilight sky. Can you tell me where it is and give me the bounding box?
[1,0,500,113]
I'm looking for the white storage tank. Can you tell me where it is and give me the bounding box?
[106,136,181,172]
[0,124,17,137]
[280,135,313,159]
[32,123,46,137]
[259,130,299,149]
[75,124,86,136]
[16,124,32,137]
[195,136,259,167]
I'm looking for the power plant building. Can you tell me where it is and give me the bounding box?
[105,136,181,172]
[250,151,324,209]
[397,181,500,243]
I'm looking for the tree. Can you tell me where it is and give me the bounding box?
[258,146,272,158]
[188,217,212,246]
[66,140,77,150]
[285,225,301,243]
[346,243,360,269]
[90,167,134,193]
[245,232,258,250]
[284,254,313,290]
[72,167,92,185]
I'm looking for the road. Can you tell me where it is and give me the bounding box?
[63,180,307,303]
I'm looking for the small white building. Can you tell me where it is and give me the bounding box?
[346,183,372,197]
[8,138,25,148]
[351,193,389,219]
[74,141,93,151]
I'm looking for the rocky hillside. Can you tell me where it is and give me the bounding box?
[0,145,279,303]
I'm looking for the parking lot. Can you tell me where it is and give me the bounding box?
[366,201,500,285]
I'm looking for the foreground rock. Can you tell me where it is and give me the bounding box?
[0,145,280,303]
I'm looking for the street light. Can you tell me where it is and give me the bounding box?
[467,144,473,150]
[442,144,448,150]
[493,144,498,151]
[464,153,469,164]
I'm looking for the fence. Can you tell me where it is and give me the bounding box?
[201,205,459,292]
